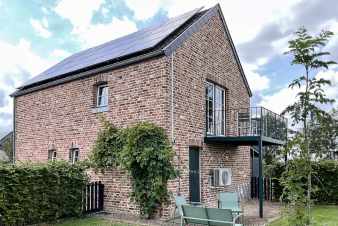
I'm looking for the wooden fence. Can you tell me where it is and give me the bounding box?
[251,177,273,200]
[83,181,104,213]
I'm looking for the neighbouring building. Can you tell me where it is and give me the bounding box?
[11,4,287,218]
[0,131,13,162]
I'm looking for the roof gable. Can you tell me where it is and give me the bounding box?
[163,4,252,97]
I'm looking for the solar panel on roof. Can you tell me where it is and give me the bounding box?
[20,8,202,88]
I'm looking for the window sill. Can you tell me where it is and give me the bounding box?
[92,106,108,113]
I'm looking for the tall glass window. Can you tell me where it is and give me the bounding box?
[206,82,225,135]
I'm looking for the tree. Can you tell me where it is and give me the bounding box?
[308,108,338,159]
[282,27,336,225]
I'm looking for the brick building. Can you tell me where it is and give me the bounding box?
[11,4,286,218]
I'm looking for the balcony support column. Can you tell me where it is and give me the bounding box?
[258,137,264,218]
[258,107,264,218]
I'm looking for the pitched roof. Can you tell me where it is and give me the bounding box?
[20,8,202,89]
[12,4,251,97]
[0,131,13,147]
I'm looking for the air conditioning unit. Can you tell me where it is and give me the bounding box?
[213,168,232,187]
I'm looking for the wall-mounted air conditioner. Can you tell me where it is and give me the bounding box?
[211,168,232,187]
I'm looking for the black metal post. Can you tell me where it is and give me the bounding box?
[259,107,264,218]
[258,137,263,218]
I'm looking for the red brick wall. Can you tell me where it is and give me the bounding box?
[14,11,251,218]
[166,12,251,213]
[15,57,169,215]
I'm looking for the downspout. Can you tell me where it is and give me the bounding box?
[170,52,180,193]
[12,97,16,164]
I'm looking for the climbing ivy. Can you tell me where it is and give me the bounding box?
[90,117,124,170]
[91,119,178,218]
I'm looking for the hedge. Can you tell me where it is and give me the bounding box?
[312,160,338,204]
[0,161,88,225]
[271,160,338,204]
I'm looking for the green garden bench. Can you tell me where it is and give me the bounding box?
[181,205,243,226]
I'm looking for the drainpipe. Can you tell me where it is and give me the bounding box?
[170,52,180,193]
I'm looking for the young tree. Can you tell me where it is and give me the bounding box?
[282,27,336,225]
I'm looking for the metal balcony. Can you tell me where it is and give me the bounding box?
[204,107,288,146]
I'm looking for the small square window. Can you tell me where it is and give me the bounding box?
[69,148,79,164]
[97,85,108,107]
[48,149,57,161]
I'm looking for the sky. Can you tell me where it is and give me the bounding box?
[0,0,337,137]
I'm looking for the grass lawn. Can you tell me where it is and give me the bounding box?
[49,216,131,226]
[269,205,338,226]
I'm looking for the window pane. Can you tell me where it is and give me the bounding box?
[74,150,79,162]
[206,83,214,134]
[97,86,108,107]
[214,87,224,135]
[52,151,57,161]
[205,82,225,136]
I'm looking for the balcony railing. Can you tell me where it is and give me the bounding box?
[206,107,288,143]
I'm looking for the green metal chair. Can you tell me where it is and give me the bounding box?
[174,195,187,217]
[218,192,242,214]
[174,195,204,217]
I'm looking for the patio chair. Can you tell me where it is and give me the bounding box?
[218,192,242,214]
[175,195,187,217]
[174,195,203,217]
[168,195,203,225]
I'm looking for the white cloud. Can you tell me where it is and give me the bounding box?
[50,49,71,59]
[30,18,52,38]
[79,17,137,48]
[0,39,53,81]
[243,63,270,92]
[0,39,55,135]
[0,39,54,112]
[125,0,163,20]
[259,70,338,114]
[260,86,299,114]
[316,70,338,107]
[54,0,104,33]
[54,0,137,48]
[124,0,302,44]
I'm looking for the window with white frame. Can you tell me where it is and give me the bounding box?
[69,148,79,164]
[96,84,108,107]
[48,149,57,161]
[205,82,225,135]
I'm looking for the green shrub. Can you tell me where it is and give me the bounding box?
[312,160,338,204]
[121,122,178,218]
[91,120,178,218]
[90,117,123,170]
[0,161,88,225]
[271,160,338,205]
